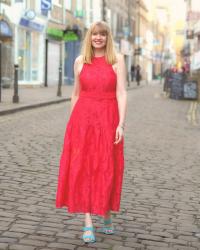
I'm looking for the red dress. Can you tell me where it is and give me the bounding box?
[56,56,124,216]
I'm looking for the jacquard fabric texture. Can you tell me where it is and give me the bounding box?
[56,56,124,216]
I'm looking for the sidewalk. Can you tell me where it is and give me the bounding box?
[0,80,152,116]
[0,85,74,116]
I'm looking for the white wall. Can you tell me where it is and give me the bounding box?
[1,2,24,25]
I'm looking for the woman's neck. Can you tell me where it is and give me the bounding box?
[93,49,105,57]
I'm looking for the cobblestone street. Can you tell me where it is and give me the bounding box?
[0,83,200,250]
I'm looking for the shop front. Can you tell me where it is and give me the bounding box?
[46,26,64,86]
[45,24,81,86]
[64,30,80,84]
[18,16,45,85]
[0,16,13,88]
[120,39,133,82]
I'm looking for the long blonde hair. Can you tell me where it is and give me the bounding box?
[81,21,117,64]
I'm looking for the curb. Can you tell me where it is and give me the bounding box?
[0,97,71,116]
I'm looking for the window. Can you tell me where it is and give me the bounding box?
[66,0,72,10]
[18,28,39,81]
[1,0,11,5]
[54,0,62,6]
[25,0,35,9]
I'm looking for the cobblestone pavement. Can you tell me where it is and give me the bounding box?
[0,84,200,250]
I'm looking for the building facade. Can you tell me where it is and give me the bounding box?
[1,0,165,86]
[0,0,48,86]
[184,0,200,72]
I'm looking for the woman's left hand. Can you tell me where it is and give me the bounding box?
[114,125,124,144]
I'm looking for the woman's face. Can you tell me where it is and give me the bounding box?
[91,29,107,49]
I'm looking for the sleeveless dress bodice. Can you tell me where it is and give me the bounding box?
[79,56,117,95]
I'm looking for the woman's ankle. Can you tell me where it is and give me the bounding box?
[85,213,93,227]
[104,211,111,220]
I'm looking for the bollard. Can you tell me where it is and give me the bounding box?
[57,66,62,97]
[0,41,2,102]
[13,64,19,103]
[44,39,48,87]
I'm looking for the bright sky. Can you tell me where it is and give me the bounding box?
[143,0,186,23]
[143,0,187,56]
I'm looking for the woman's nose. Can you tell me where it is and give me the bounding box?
[96,34,101,39]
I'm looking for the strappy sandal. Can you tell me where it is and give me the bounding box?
[102,218,114,234]
[82,226,96,243]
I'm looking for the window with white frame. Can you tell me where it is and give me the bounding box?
[66,0,72,10]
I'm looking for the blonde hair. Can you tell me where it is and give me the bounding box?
[81,21,117,64]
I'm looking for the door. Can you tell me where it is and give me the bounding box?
[48,41,60,85]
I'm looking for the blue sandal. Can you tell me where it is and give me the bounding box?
[82,226,96,243]
[102,218,114,234]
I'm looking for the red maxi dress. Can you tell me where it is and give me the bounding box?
[56,56,124,216]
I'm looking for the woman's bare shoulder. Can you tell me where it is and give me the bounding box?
[74,55,83,65]
[116,53,125,62]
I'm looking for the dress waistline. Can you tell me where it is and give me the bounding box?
[79,91,116,100]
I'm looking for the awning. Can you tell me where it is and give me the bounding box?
[63,31,78,41]
[47,27,63,39]
[47,28,79,41]
[0,20,12,38]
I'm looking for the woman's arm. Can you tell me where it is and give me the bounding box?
[70,56,82,114]
[114,54,127,144]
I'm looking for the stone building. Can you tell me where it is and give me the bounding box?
[105,0,136,80]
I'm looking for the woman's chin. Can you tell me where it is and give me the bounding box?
[92,45,106,49]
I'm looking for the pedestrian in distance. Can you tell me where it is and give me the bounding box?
[136,64,141,86]
[130,64,135,81]
[56,21,127,244]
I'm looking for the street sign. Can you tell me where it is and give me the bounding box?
[183,81,198,100]
[41,0,52,11]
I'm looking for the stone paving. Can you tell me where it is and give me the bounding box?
[0,85,74,115]
[0,83,200,250]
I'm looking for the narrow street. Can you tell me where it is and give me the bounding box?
[0,83,200,250]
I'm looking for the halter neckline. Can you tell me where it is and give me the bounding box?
[93,55,105,58]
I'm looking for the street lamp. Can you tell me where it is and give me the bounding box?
[0,41,2,102]
[137,0,140,66]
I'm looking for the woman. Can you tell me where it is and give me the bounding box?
[56,21,127,243]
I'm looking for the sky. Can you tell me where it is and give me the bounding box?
[143,0,187,23]
[143,0,187,61]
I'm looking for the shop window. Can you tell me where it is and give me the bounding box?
[31,32,39,80]
[18,28,39,82]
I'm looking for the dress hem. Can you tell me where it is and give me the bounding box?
[56,204,120,217]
